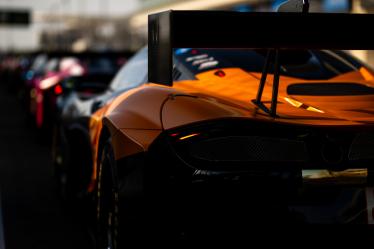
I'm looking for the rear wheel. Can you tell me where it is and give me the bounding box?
[96,140,119,249]
[95,138,188,248]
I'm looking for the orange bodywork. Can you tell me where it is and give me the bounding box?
[87,66,374,191]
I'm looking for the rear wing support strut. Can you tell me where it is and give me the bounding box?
[253,0,310,117]
[148,4,374,118]
[252,49,281,117]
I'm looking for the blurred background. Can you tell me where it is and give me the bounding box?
[1,1,374,249]
[0,0,371,52]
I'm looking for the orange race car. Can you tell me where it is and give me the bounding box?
[84,7,374,248]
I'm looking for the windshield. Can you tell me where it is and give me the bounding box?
[174,48,362,80]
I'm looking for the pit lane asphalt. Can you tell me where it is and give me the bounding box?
[0,84,93,249]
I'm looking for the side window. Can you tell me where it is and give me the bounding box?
[109,47,148,91]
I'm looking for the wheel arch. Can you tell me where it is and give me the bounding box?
[97,124,112,167]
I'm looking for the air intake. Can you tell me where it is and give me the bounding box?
[190,136,308,162]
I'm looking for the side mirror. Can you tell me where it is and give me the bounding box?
[277,0,309,13]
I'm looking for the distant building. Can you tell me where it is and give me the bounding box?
[4,0,374,67]
[125,0,354,51]
[0,0,139,52]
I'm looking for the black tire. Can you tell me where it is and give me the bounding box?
[53,126,92,205]
[96,139,119,249]
[95,138,187,248]
[52,125,70,200]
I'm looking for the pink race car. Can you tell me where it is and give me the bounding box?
[30,56,85,132]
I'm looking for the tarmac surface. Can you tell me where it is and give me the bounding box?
[0,83,92,249]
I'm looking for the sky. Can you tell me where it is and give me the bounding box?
[0,0,140,17]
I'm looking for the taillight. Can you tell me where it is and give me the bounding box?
[54,85,63,95]
[179,133,200,141]
[169,132,200,141]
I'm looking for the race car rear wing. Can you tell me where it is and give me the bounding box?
[148,10,374,86]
